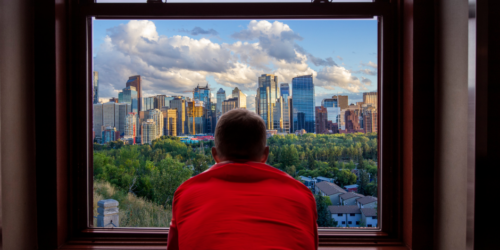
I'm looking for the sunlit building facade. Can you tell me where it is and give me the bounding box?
[363,92,377,108]
[256,74,279,129]
[232,87,247,109]
[292,75,315,133]
[160,107,177,137]
[124,112,137,144]
[126,75,142,111]
[141,119,156,145]
[147,109,164,138]
[118,86,138,113]
[188,100,205,135]
[170,97,186,135]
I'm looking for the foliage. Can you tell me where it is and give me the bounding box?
[315,195,337,227]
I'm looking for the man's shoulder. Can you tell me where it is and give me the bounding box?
[176,162,313,197]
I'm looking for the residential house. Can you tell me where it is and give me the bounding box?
[315,181,346,205]
[339,192,364,206]
[361,208,378,227]
[344,184,359,192]
[328,205,362,227]
[299,176,316,189]
[316,176,334,183]
[356,196,378,208]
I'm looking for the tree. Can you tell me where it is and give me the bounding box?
[336,169,357,187]
[357,170,370,195]
[151,157,192,207]
[285,165,296,177]
[315,195,336,227]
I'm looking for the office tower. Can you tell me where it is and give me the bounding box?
[93,71,99,104]
[256,74,279,129]
[273,96,285,132]
[170,97,186,135]
[321,97,337,108]
[222,97,238,114]
[160,107,177,136]
[326,107,341,133]
[101,126,117,144]
[124,113,137,144]
[362,104,377,133]
[144,96,158,111]
[216,88,226,117]
[332,95,349,110]
[141,119,156,145]
[93,103,103,141]
[156,95,167,108]
[232,87,247,109]
[315,106,328,134]
[118,86,138,113]
[164,96,174,108]
[147,109,163,138]
[193,84,212,133]
[126,75,143,112]
[288,97,293,133]
[363,92,377,108]
[109,97,119,103]
[344,104,363,133]
[188,100,205,135]
[291,75,315,133]
[102,102,118,130]
[117,103,129,137]
[280,83,290,133]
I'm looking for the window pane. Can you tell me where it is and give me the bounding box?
[92,19,378,229]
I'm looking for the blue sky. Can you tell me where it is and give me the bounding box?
[93,19,377,111]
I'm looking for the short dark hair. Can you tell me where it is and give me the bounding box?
[214,109,267,161]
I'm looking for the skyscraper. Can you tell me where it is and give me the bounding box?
[94,102,130,140]
[93,103,103,141]
[188,100,205,135]
[232,87,247,109]
[118,86,138,113]
[144,96,158,111]
[124,112,137,144]
[216,88,226,117]
[280,83,290,133]
[193,84,213,133]
[363,92,377,108]
[256,74,279,129]
[362,104,377,133]
[170,97,186,135]
[93,71,99,104]
[141,119,156,145]
[147,109,163,138]
[222,97,238,114]
[315,106,328,134]
[291,75,315,133]
[322,95,348,109]
[160,107,177,137]
[273,96,285,132]
[126,75,143,112]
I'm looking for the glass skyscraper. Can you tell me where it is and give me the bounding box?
[292,75,315,133]
[118,86,138,113]
[280,83,290,133]
[216,88,226,117]
[256,74,279,129]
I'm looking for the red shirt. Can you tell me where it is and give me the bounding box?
[166,161,318,250]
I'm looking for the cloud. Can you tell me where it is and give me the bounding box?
[337,56,343,61]
[316,65,369,93]
[246,94,256,112]
[179,27,219,36]
[352,68,377,76]
[308,54,337,67]
[361,61,377,69]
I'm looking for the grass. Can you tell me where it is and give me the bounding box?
[93,180,172,227]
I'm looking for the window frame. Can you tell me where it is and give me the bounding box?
[59,0,408,248]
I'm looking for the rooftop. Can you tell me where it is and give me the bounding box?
[315,182,346,196]
[361,208,377,217]
[356,196,378,205]
[339,192,364,200]
[344,184,359,189]
[328,205,360,214]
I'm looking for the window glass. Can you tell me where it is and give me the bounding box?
[92,19,378,228]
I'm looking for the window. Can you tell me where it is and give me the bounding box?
[367,224,372,227]
[63,0,404,248]
[348,221,352,224]
[338,213,343,216]
[91,18,378,228]
[372,216,377,219]
[356,221,360,225]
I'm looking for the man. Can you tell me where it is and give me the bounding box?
[167,109,318,249]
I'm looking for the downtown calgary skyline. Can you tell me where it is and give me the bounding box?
[93,19,378,111]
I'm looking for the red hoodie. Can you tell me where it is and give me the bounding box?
[166,161,318,250]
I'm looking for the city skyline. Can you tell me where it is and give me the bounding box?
[93,19,377,111]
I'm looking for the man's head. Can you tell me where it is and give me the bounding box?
[212,108,269,163]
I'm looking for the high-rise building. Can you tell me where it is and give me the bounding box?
[117,103,129,137]
[102,126,117,144]
[126,75,143,111]
[362,104,377,133]
[141,119,157,145]
[315,106,328,134]
[291,75,315,133]
[118,86,138,113]
[273,96,285,132]
[280,83,290,133]
[156,95,167,108]
[170,97,186,135]
[93,71,99,104]
[124,112,137,144]
[322,95,348,109]
[216,88,226,117]
[288,97,293,133]
[93,103,104,141]
[188,100,205,135]
[363,92,377,108]
[146,109,163,138]
[144,96,158,111]
[232,87,247,109]
[222,97,238,114]
[160,107,177,136]
[109,97,119,103]
[326,107,341,132]
[256,74,279,129]
[344,104,363,133]
[194,84,213,133]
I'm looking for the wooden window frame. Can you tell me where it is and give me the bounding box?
[34,0,438,249]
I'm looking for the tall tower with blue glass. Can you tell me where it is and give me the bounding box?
[280,83,290,133]
[256,74,279,130]
[291,75,315,133]
[118,86,138,113]
[194,84,213,134]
